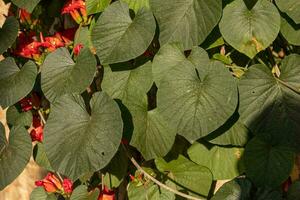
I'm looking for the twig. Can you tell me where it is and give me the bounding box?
[38,110,46,125]
[56,172,64,183]
[122,144,205,200]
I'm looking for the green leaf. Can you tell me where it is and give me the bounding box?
[204,112,250,146]
[0,124,32,190]
[6,106,32,127]
[102,61,153,101]
[287,181,300,200]
[102,147,128,189]
[91,1,156,64]
[44,92,123,180]
[211,177,252,200]
[188,142,244,180]
[239,55,300,139]
[70,185,100,200]
[280,15,300,46]
[157,58,238,142]
[122,0,149,13]
[244,136,294,188]
[219,0,280,58]
[33,143,54,171]
[11,0,41,12]
[155,155,213,197]
[41,47,96,102]
[150,0,222,50]
[30,187,57,200]
[0,58,37,109]
[86,0,111,15]
[74,26,93,49]
[128,181,175,200]
[0,17,18,55]
[276,0,300,24]
[152,44,209,86]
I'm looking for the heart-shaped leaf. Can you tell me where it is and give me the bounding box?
[244,136,294,188]
[188,142,244,180]
[44,92,123,180]
[0,58,37,108]
[150,0,222,50]
[157,54,238,142]
[239,54,300,139]
[219,0,280,58]
[0,124,32,190]
[0,16,18,55]
[155,155,213,197]
[280,15,300,46]
[41,47,96,102]
[91,1,156,64]
[6,105,32,127]
[276,0,300,24]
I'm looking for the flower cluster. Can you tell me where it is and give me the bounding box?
[35,173,73,197]
[30,115,43,142]
[62,0,87,24]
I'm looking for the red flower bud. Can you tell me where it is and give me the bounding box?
[74,44,83,56]
[19,9,32,24]
[19,97,33,112]
[62,178,73,195]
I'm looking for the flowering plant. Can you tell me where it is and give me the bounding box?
[0,0,300,199]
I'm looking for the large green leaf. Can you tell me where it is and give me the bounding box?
[211,178,252,200]
[33,143,53,171]
[6,105,32,127]
[30,187,56,200]
[86,0,111,15]
[152,44,209,86]
[150,0,222,50]
[188,142,244,180]
[0,58,37,109]
[0,17,18,55]
[91,1,156,64]
[204,112,250,146]
[102,61,153,101]
[155,155,213,197]
[128,181,175,200]
[219,0,280,58]
[280,15,300,46]
[122,0,149,13]
[276,0,300,24]
[244,136,294,188]
[0,124,32,190]
[41,47,96,102]
[239,55,300,138]
[44,92,123,180]
[11,0,41,12]
[157,59,238,142]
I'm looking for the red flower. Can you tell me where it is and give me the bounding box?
[19,9,31,24]
[74,44,83,55]
[19,97,33,112]
[35,173,62,193]
[30,116,43,142]
[15,32,43,60]
[98,186,115,200]
[60,28,77,45]
[62,0,87,24]
[42,35,65,52]
[62,179,73,195]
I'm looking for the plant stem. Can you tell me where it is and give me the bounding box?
[121,144,205,200]
[38,110,46,125]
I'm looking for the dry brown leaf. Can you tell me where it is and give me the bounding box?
[0,0,11,28]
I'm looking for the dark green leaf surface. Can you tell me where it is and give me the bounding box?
[220,0,280,58]
[280,15,300,46]
[86,0,111,14]
[0,58,37,109]
[157,58,238,142]
[188,142,244,180]
[0,17,18,55]
[91,1,156,64]
[44,92,123,180]
[244,137,294,188]
[41,47,96,102]
[6,106,32,127]
[150,0,222,50]
[70,185,100,200]
[11,0,41,12]
[0,124,32,190]
[30,187,57,200]
[122,0,149,13]
[155,155,213,197]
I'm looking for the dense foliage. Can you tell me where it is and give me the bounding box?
[0,0,300,199]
